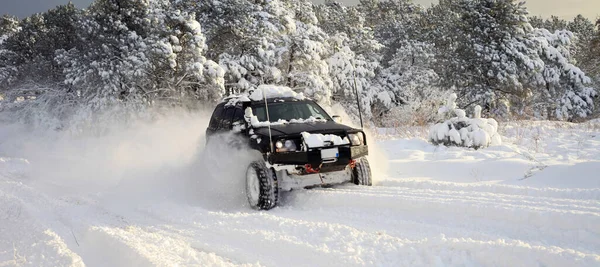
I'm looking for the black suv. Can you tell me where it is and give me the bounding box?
[206,89,372,210]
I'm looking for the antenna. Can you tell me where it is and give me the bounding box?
[262,88,274,153]
[352,61,364,129]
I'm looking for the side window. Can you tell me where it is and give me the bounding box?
[253,106,267,122]
[209,104,225,129]
[221,107,235,129]
[232,107,245,128]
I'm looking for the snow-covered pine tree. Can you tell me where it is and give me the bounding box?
[0,4,80,99]
[0,15,19,36]
[326,33,377,120]
[568,15,598,100]
[316,1,381,121]
[376,40,445,125]
[530,15,568,32]
[0,15,20,88]
[199,0,291,94]
[423,0,472,106]
[55,0,154,110]
[452,0,543,117]
[593,19,600,115]
[357,0,422,68]
[282,0,332,104]
[0,4,84,127]
[56,0,225,110]
[1,7,80,87]
[144,2,225,104]
[532,29,597,120]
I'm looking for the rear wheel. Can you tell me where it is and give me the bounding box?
[246,161,278,210]
[351,157,372,186]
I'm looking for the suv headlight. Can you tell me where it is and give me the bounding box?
[275,139,298,152]
[347,133,364,146]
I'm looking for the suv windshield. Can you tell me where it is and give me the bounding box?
[253,101,332,122]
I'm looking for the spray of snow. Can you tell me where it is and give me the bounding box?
[322,103,389,184]
[0,107,256,211]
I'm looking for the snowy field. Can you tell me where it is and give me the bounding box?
[1,117,599,266]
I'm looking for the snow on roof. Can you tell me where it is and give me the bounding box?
[224,94,251,107]
[223,85,306,106]
[249,85,305,101]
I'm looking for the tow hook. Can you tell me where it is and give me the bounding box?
[349,159,357,169]
[305,164,321,174]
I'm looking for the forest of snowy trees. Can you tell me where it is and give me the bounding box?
[0,0,599,128]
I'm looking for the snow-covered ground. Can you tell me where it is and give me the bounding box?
[1,117,599,266]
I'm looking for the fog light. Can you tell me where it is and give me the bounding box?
[275,141,284,149]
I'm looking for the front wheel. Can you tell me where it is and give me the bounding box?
[351,157,372,186]
[246,161,278,210]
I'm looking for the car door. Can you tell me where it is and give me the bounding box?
[220,106,235,131]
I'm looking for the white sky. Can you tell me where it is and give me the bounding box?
[2,0,599,21]
[315,0,600,21]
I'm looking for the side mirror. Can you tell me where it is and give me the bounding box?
[332,115,342,123]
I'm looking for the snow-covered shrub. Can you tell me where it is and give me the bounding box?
[378,96,444,127]
[429,94,502,149]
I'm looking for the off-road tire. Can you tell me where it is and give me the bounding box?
[351,157,372,186]
[246,161,279,210]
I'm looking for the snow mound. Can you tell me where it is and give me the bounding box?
[249,85,305,101]
[301,132,349,148]
[429,95,501,149]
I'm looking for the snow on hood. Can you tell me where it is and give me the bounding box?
[248,85,305,101]
[301,132,349,148]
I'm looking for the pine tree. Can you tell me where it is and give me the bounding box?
[316,1,381,119]
[568,15,598,97]
[282,0,332,104]
[357,0,422,68]
[0,4,80,88]
[427,0,545,117]
[0,15,20,88]
[57,0,225,109]
[533,29,597,120]
[376,40,441,112]
[182,0,295,95]
[423,0,470,102]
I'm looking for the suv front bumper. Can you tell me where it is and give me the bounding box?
[268,145,368,166]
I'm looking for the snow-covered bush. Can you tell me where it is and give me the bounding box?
[429,94,502,149]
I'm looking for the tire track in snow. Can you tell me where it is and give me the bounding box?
[0,176,243,267]
[332,186,600,216]
[129,203,600,267]
[50,195,247,267]
[378,179,600,200]
[285,186,600,234]
[78,225,240,267]
[0,181,84,267]
[279,185,600,254]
